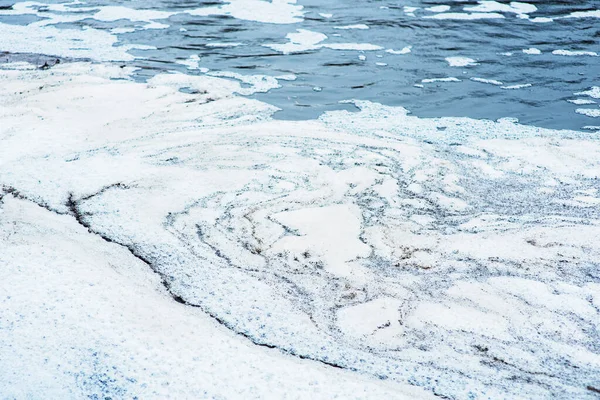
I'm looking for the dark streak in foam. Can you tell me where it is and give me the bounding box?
[587,385,600,394]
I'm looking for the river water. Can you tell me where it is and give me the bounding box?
[1,0,599,131]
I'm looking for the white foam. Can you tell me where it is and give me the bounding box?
[386,46,412,55]
[2,62,600,400]
[207,70,289,95]
[84,6,175,27]
[0,195,432,400]
[522,48,541,55]
[0,0,308,30]
[111,27,136,34]
[0,2,175,30]
[264,29,382,54]
[325,43,383,51]
[403,6,419,16]
[531,17,553,23]
[426,5,451,13]
[576,108,600,118]
[553,50,598,57]
[501,83,532,89]
[206,42,244,47]
[424,12,505,20]
[562,10,600,19]
[464,1,537,15]
[0,22,153,61]
[421,77,461,83]
[445,56,478,67]
[575,87,600,99]
[319,13,333,18]
[264,29,327,53]
[334,24,369,30]
[186,0,304,24]
[568,99,596,105]
[175,55,208,71]
[337,297,406,341]
[471,77,503,85]
[271,204,370,277]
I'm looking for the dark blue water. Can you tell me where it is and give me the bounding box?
[1,0,599,130]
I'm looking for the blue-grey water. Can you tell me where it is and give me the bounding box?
[1,0,599,130]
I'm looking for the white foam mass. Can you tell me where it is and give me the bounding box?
[424,12,505,20]
[425,5,451,13]
[2,62,600,400]
[334,24,369,30]
[470,77,503,85]
[562,10,600,19]
[464,1,537,15]
[568,99,596,105]
[386,46,412,55]
[0,0,306,29]
[0,2,176,30]
[403,6,419,16]
[421,77,461,83]
[576,108,600,118]
[553,49,598,57]
[531,17,553,23]
[186,0,304,24]
[501,83,532,89]
[522,47,542,55]
[446,56,478,67]
[575,87,600,99]
[205,42,244,47]
[0,22,154,61]
[264,29,383,54]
